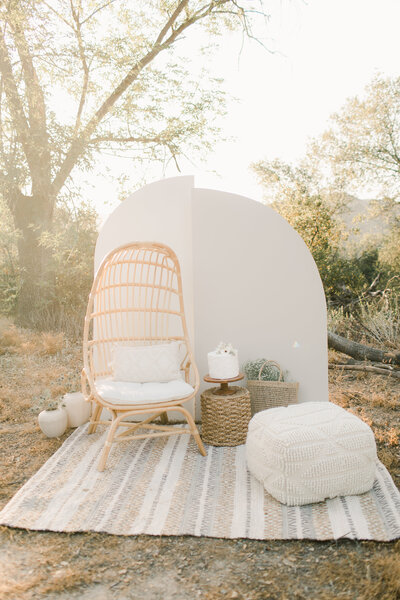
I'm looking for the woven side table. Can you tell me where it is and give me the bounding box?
[200,386,251,446]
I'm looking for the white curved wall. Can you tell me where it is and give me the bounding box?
[96,177,328,419]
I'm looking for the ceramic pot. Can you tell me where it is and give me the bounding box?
[63,392,91,428]
[38,407,68,438]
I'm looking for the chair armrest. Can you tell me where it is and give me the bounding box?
[184,357,200,391]
[81,368,92,401]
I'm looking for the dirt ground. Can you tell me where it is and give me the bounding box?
[0,322,399,600]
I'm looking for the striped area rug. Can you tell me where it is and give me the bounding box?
[1,424,399,540]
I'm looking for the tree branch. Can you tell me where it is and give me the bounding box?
[80,0,118,26]
[70,0,90,137]
[328,330,400,365]
[89,134,167,144]
[0,27,31,168]
[51,1,232,197]
[154,0,189,47]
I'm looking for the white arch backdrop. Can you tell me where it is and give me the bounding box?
[95,176,328,419]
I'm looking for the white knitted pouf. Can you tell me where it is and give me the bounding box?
[246,402,377,506]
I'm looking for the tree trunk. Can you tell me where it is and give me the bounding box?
[13,193,55,329]
[328,331,400,366]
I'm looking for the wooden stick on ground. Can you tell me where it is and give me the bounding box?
[329,363,400,379]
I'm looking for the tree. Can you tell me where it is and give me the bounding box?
[252,158,366,304]
[0,0,267,328]
[252,159,341,251]
[253,75,400,305]
[318,75,400,202]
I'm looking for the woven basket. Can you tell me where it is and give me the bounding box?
[247,360,298,415]
[200,386,251,446]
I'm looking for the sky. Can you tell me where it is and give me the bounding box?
[90,0,400,219]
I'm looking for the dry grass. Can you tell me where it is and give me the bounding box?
[359,549,400,600]
[0,319,64,358]
[0,322,399,600]
[329,364,400,486]
[328,294,400,350]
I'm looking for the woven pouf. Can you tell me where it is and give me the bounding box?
[246,402,377,505]
[201,386,251,446]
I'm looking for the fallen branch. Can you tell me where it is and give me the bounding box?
[329,363,400,379]
[328,331,400,366]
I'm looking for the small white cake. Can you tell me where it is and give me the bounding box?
[208,344,239,379]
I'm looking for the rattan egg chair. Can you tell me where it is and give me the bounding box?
[82,242,206,471]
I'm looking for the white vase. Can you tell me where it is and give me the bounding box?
[63,392,91,428]
[38,408,68,438]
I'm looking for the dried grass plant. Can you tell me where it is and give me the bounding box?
[328,292,400,350]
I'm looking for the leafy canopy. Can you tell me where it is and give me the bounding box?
[252,75,400,305]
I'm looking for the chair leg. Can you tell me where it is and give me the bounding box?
[159,411,169,425]
[88,403,102,434]
[97,413,120,472]
[178,406,207,457]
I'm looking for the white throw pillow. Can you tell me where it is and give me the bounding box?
[112,342,182,383]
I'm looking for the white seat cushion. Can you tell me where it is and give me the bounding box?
[95,378,194,406]
[246,402,377,506]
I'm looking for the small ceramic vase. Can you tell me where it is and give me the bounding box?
[38,407,68,438]
[63,392,91,428]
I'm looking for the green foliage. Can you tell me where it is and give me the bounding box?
[243,359,281,381]
[379,222,400,275]
[0,198,20,315]
[253,75,400,309]
[320,74,400,201]
[31,389,66,413]
[0,200,97,336]
[40,202,98,333]
[252,158,367,305]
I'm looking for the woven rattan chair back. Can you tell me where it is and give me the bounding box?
[84,242,193,384]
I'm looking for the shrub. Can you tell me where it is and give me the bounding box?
[328,291,400,349]
[0,200,98,337]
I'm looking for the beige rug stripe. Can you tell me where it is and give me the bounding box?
[294,505,304,539]
[2,427,95,529]
[230,446,248,537]
[249,471,265,538]
[148,433,190,535]
[38,434,106,531]
[162,438,198,534]
[212,447,236,538]
[344,495,370,539]
[89,438,150,532]
[0,427,88,525]
[359,493,386,540]
[263,495,283,539]
[311,502,334,540]
[111,440,164,533]
[128,435,180,535]
[194,447,213,536]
